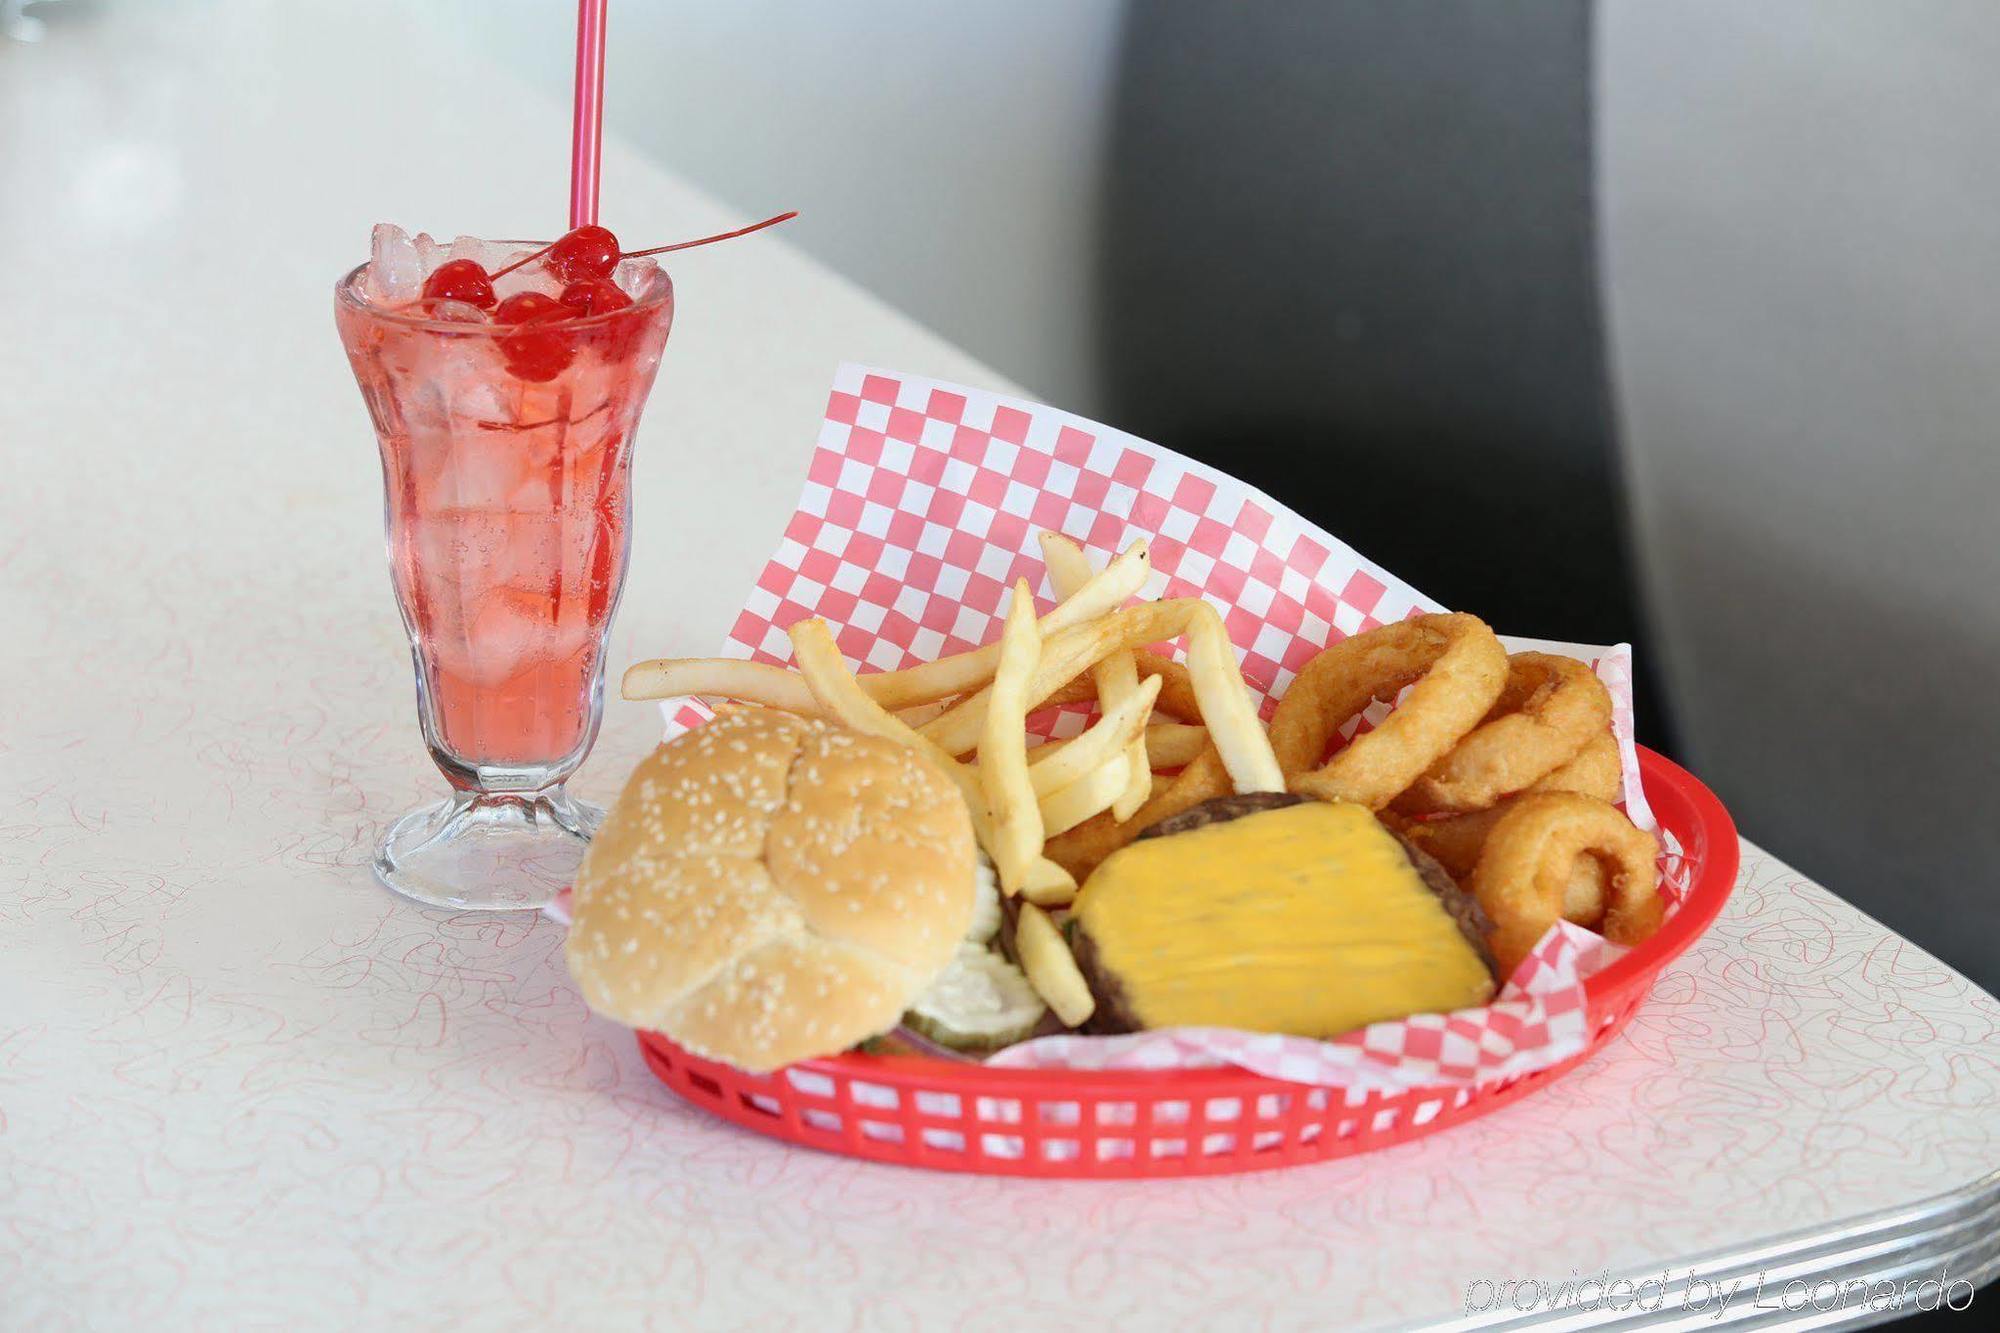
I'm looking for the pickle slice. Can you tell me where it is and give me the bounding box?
[904,945,1047,1051]
[965,856,1002,944]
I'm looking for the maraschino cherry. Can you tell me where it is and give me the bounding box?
[488,210,796,283]
[492,291,575,381]
[493,292,565,323]
[558,278,632,317]
[420,258,497,310]
[546,225,623,284]
[560,278,640,358]
[447,210,795,379]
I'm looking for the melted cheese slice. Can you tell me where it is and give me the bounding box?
[1074,802,1495,1037]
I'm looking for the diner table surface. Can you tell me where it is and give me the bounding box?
[4,4,1998,1330]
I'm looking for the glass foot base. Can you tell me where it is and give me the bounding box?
[373,788,602,911]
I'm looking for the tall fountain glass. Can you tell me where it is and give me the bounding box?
[335,251,673,910]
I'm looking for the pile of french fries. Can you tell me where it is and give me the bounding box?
[623,532,1285,911]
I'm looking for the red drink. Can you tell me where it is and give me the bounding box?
[337,229,673,909]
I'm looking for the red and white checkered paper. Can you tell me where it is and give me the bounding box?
[643,364,1683,1092]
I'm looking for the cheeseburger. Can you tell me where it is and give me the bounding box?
[1069,793,1499,1037]
[564,707,976,1073]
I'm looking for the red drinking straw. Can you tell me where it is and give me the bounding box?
[569,0,609,229]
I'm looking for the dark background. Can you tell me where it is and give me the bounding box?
[1103,2,1633,674]
[1104,7,1987,1321]
[1100,0,1997,1010]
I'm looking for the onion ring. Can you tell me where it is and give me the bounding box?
[1467,793,1663,975]
[1387,805,1501,881]
[1393,653,1613,815]
[1268,613,1508,810]
[1133,651,1206,723]
[1391,730,1623,876]
[1561,858,1610,929]
[1526,731,1621,801]
[1393,802,1610,929]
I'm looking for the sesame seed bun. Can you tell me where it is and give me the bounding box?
[564,707,976,1073]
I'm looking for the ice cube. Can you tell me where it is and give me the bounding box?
[447,235,487,266]
[612,257,656,299]
[425,299,487,324]
[364,223,423,304]
[448,370,516,430]
[411,230,449,273]
[442,436,530,511]
[462,584,569,684]
[492,256,560,301]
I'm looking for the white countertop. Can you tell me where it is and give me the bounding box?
[4,5,1998,1330]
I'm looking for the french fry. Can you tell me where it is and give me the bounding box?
[626,528,1277,899]
[979,582,1077,902]
[894,697,958,728]
[789,616,1074,905]
[619,645,1142,724]
[1141,722,1208,769]
[1041,676,1102,709]
[1041,603,1284,877]
[620,657,818,712]
[1031,720,1209,772]
[923,599,1284,797]
[1183,601,1285,794]
[1018,856,1080,905]
[1044,748,1233,880]
[1037,753,1132,837]
[1041,533,1152,821]
[1014,901,1095,1027]
[867,538,1148,709]
[1026,674,1161,798]
[625,541,1150,708]
[787,617,998,847]
[922,600,1204,756]
[1041,605,1289,876]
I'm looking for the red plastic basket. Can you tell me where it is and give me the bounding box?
[638,747,1738,1178]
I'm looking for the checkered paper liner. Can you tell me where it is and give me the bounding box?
[639,364,1683,1092]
